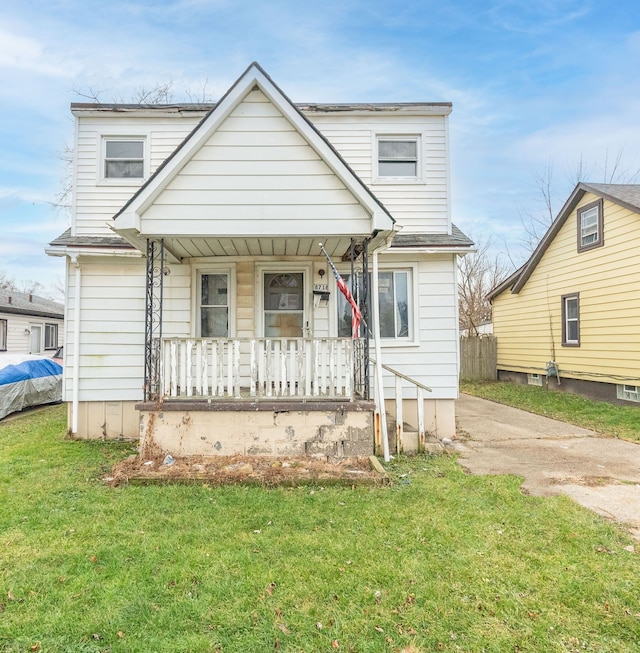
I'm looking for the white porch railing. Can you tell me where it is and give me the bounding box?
[161,337,361,400]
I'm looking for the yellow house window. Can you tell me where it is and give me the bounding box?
[561,293,580,346]
[577,199,603,252]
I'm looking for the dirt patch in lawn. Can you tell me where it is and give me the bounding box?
[105,453,388,487]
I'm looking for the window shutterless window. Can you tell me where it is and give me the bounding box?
[104,139,144,179]
[577,199,603,251]
[377,138,419,177]
[617,384,640,402]
[200,273,229,337]
[561,293,580,346]
[337,270,411,339]
[44,323,58,350]
[0,319,6,350]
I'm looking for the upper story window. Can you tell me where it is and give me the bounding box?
[103,138,145,180]
[0,319,6,351]
[577,199,603,252]
[376,136,420,179]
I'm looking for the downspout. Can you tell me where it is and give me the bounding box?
[71,256,81,435]
[371,249,390,462]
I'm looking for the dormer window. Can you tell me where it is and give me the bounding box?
[103,138,145,179]
[577,199,603,252]
[377,136,420,179]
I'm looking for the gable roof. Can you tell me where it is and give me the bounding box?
[0,290,64,319]
[113,62,396,237]
[488,183,640,300]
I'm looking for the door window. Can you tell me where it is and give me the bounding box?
[264,273,304,337]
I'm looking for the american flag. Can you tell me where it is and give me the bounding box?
[319,243,362,339]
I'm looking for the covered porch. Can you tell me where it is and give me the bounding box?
[135,236,382,459]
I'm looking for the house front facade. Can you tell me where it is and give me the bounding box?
[489,183,640,405]
[47,63,472,457]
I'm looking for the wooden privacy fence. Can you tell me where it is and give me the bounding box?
[459,335,497,381]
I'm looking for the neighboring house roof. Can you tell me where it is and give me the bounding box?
[487,183,640,300]
[0,290,64,320]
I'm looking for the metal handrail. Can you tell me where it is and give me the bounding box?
[369,358,432,392]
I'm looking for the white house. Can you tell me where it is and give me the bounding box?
[0,291,64,356]
[47,62,472,458]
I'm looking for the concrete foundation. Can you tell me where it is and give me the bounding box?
[497,369,638,406]
[137,399,376,458]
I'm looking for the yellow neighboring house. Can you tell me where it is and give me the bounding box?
[488,183,640,405]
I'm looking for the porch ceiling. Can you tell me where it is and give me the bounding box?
[161,235,368,260]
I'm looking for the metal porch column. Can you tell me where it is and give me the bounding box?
[144,239,165,401]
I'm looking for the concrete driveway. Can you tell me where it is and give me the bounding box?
[454,393,640,539]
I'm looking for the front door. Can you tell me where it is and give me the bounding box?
[263,272,304,337]
[29,325,42,354]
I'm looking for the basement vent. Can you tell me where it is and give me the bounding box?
[527,373,543,387]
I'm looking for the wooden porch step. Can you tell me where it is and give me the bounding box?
[386,418,443,455]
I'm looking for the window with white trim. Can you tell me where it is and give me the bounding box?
[377,137,419,178]
[617,384,640,402]
[103,138,145,179]
[561,293,580,346]
[577,199,603,251]
[337,270,412,340]
[0,319,6,351]
[44,323,58,350]
[199,273,229,337]
[528,373,543,386]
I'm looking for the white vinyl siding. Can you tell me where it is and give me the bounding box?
[63,257,146,401]
[306,113,449,233]
[74,114,206,235]
[140,90,371,237]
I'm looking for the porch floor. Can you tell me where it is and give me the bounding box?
[137,396,375,413]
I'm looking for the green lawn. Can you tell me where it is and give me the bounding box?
[461,381,640,442]
[1,404,639,652]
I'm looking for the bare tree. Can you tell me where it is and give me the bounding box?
[0,269,44,295]
[0,269,17,291]
[458,237,509,336]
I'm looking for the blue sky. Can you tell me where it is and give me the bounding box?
[2,0,640,296]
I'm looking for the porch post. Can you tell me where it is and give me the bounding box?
[361,237,370,399]
[144,239,165,401]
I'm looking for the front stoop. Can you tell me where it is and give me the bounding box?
[386,419,444,455]
[136,399,376,458]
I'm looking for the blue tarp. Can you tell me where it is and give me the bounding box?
[0,358,63,386]
[0,356,63,420]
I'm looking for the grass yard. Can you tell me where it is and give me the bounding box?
[1,405,639,652]
[461,381,640,443]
